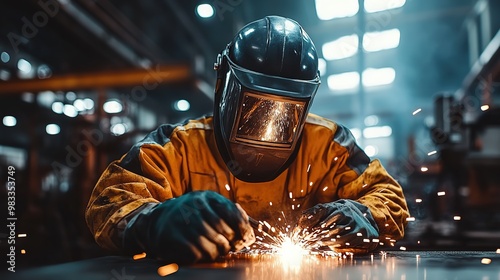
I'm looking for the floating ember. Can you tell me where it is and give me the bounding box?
[157,263,179,276]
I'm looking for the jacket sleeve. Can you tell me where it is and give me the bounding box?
[85,124,188,252]
[330,124,410,242]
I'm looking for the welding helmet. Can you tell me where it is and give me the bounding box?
[213,16,320,182]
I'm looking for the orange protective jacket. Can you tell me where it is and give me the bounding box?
[85,114,409,252]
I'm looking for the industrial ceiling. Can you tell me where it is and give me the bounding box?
[1,0,499,163]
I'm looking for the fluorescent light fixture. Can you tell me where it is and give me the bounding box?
[1,52,10,63]
[174,99,190,111]
[363,126,392,138]
[103,100,123,114]
[66,91,76,101]
[84,98,94,110]
[0,69,10,81]
[73,99,86,111]
[364,115,379,126]
[3,116,17,127]
[322,34,359,60]
[349,128,361,141]
[37,64,52,79]
[327,71,360,91]
[63,104,78,118]
[362,67,396,87]
[17,59,32,73]
[111,123,127,136]
[364,145,378,157]
[363,28,400,52]
[52,102,64,114]
[110,116,122,125]
[46,124,61,135]
[318,58,327,76]
[21,92,35,103]
[365,0,406,13]
[315,0,359,20]
[37,91,56,108]
[196,4,214,18]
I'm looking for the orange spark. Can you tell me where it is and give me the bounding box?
[157,263,179,276]
[133,252,147,260]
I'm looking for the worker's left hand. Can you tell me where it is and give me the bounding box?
[295,199,379,253]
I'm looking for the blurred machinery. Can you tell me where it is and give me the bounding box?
[424,0,500,247]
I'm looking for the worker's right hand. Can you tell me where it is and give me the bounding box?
[294,199,379,254]
[122,191,255,264]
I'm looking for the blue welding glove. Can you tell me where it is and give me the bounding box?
[295,199,379,253]
[122,191,255,264]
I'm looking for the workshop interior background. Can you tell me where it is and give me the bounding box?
[0,0,499,267]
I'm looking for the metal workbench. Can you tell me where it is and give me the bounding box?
[4,250,500,280]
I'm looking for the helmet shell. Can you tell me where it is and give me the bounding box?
[213,16,320,182]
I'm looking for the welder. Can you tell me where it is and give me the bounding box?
[85,15,409,264]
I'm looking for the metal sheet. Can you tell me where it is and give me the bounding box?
[5,251,500,280]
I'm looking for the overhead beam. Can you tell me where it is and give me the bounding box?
[0,64,192,94]
[75,0,169,63]
[456,29,500,99]
[59,0,145,66]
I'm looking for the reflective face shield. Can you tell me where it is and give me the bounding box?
[233,91,306,147]
[214,51,320,182]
